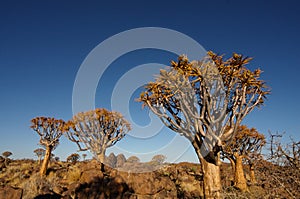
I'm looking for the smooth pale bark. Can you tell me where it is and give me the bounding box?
[40,146,52,176]
[233,154,247,192]
[200,157,222,199]
[98,151,105,172]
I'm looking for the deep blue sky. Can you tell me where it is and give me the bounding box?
[0,0,299,162]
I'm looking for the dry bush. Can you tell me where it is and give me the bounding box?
[255,160,300,198]
[0,161,34,187]
[21,173,57,199]
[66,166,81,184]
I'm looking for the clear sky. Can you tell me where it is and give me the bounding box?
[0,0,299,162]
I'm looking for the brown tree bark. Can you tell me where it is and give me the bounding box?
[200,157,222,199]
[233,154,248,192]
[40,146,52,176]
[249,163,257,185]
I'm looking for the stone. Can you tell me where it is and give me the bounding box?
[0,185,23,199]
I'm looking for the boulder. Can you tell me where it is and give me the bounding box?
[0,185,23,199]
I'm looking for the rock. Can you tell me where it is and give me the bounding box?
[80,168,103,183]
[116,154,126,168]
[62,182,81,198]
[0,185,23,199]
[33,193,61,199]
[52,185,64,195]
[115,171,177,198]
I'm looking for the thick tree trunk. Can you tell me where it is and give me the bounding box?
[234,154,247,191]
[200,157,222,199]
[249,163,257,185]
[40,146,52,176]
[98,151,105,172]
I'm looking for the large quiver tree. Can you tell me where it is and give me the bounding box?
[30,117,65,176]
[139,52,269,198]
[64,108,131,169]
[222,125,266,191]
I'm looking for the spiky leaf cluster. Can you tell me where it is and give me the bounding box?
[30,117,65,148]
[64,108,131,156]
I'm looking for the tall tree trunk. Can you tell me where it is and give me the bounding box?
[98,151,105,172]
[40,146,52,176]
[249,163,257,185]
[228,157,236,186]
[200,157,222,199]
[234,154,247,191]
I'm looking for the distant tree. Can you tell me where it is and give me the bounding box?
[269,132,300,170]
[127,156,140,163]
[82,154,87,161]
[2,151,12,166]
[222,125,266,191]
[67,153,80,164]
[33,148,45,164]
[30,117,65,176]
[2,151,12,159]
[139,52,270,198]
[105,153,117,168]
[64,108,131,171]
[50,153,55,162]
[54,157,60,162]
[151,154,166,164]
[116,154,126,168]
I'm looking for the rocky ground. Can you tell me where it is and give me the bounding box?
[0,158,299,199]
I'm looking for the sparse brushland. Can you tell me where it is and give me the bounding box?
[1,52,298,198]
[0,156,299,199]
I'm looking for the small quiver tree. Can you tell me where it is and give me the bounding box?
[64,108,131,171]
[82,154,87,161]
[67,153,80,164]
[30,117,65,176]
[34,148,45,165]
[139,52,269,198]
[222,125,266,191]
[2,151,12,166]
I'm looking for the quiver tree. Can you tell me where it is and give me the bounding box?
[2,151,12,166]
[222,125,266,191]
[30,117,65,176]
[67,153,80,164]
[82,154,87,161]
[64,108,131,170]
[139,52,269,198]
[34,148,45,164]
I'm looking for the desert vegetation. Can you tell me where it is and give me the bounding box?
[139,51,269,198]
[0,52,299,198]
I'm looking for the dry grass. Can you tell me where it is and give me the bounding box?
[66,165,81,183]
